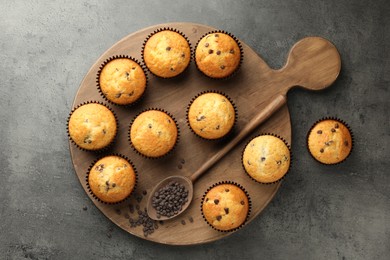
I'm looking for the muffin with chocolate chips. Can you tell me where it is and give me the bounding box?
[98,58,146,105]
[195,32,241,78]
[188,92,235,139]
[88,155,136,203]
[68,103,117,151]
[143,30,191,78]
[202,183,249,231]
[130,110,178,158]
[242,135,290,183]
[307,119,352,164]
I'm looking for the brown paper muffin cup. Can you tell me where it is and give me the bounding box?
[186,90,238,141]
[96,55,148,107]
[85,153,138,205]
[194,30,243,80]
[141,27,192,79]
[306,117,354,165]
[67,101,118,152]
[241,133,292,185]
[200,181,252,232]
[128,108,180,159]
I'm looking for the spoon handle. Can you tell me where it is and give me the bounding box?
[189,94,287,182]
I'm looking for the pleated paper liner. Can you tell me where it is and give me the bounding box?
[96,55,148,107]
[241,133,292,185]
[141,27,192,79]
[67,101,118,152]
[200,181,252,233]
[85,153,138,205]
[306,117,354,165]
[186,90,238,141]
[128,108,180,159]
[193,30,244,80]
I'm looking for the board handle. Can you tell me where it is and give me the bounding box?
[280,37,341,91]
[190,94,287,182]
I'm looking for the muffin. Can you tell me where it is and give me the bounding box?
[130,110,178,158]
[98,57,147,105]
[68,103,117,150]
[88,155,136,203]
[242,135,290,183]
[188,92,235,139]
[307,119,352,164]
[195,32,241,78]
[143,30,191,78]
[202,183,249,231]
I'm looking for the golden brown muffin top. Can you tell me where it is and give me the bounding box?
[130,110,178,158]
[68,103,116,150]
[88,155,136,203]
[99,58,146,105]
[202,184,249,231]
[243,135,290,183]
[188,92,235,139]
[195,32,241,78]
[308,119,352,164]
[143,30,191,78]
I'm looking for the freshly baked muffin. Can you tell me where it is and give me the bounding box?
[307,119,352,164]
[88,155,136,203]
[188,92,235,139]
[99,58,146,105]
[143,30,191,78]
[130,110,178,158]
[242,135,290,183]
[195,32,241,78]
[68,103,117,150]
[202,183,249,231]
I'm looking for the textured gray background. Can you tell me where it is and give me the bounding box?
[0,0,389,259]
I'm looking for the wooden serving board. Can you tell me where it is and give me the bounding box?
[69,22,340,245]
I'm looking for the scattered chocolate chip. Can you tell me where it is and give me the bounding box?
[82,206,87,211]
[216,125,220,130]
[230,49,234,54]
[159,221,164,225]
[128,90,134,96]
[115,209,121,215]
[105,180,110,186]
[247,160,251,165]
[129,204,134,213]
[317,130,323,134]
[170,67,175,71]
[331,128,336,132]
[224,208,229,214]
[132,67,136,70]
[261,157,266,162]
[320,148,324,153]
[215,34,219,37]
[125,72,130,77]
[181,53,185,58]
[240,200,245,205]
[335,123,339,129]
[205,43,209,47]
[142,190,147,196]
[216,215,222,221]
[84,136,92,144]
[277,161,282,165]
[205,198,209,202]
[188,216,194,223]
[216,50,221,55]
[124,213,130,219]
[225,189,229,192]
[220,65,225,69]
[115,93,122,98]
[166,46,171,51]
[214,199,219,205]
[167,119,171,123]
[196,115,206,121]
[208,49,213,54]
[148,124,152,129]
[135,194,143,203]
[181,220,186,225]
[95,164,104,172]
[181,159,185,164]
[129,208,159,237]
[112,183,116,187]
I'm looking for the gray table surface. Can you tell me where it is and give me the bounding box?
[1,0,389,259]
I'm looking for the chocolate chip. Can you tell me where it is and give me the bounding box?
[344,140,349,146]
[148,124,152,129]
[331,128,336,132]
[317,130,323,134]
[84,136,92,144]
[196,115,205,121]
[216,50,221,55]
[115,93,122,98]
[142,190,147,195]
[277,161,282,165]
[129,204,134,213]
[170,67,175,71]
[214,199,219,205]
[107,233,112,238]
[115,209,121,215]
[230,49,234,54]
[240,200,245,205]
[261,157,266,162]
[181,159,185,164]
[105,180,110,186]
[188,216,194,223]
[128,90,134,96]
[132,67,136,70]
[215,34,219,37]
[167,119,171,124]
[216,125,220,130]
[205,43,209,47]
[247,160,251,165]
[208,49,213,54]
[224,208,229,214]
[181,53,185,58]
[102,129,106,135]
[216,215,222,221]
[115,68,119,71]
[181,220,186,225]
[205,198,209,202]
[84,118,89,123]
[225,189,229,192]
[82,206,87,211]
[166,46,171,51]
[335,123,339,129]
[320,148,324,153]
[124,213,130,219]
[112,183,116,187]
[125,72,130,77]
[220,65,225,69]
[95,164,104,172]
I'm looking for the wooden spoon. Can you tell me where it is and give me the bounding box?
[147,36,341,221]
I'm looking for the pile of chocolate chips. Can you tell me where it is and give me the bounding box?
[152,181,188,218]
[129,208,160,237]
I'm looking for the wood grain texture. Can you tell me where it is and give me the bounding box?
[69,22,341,245]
